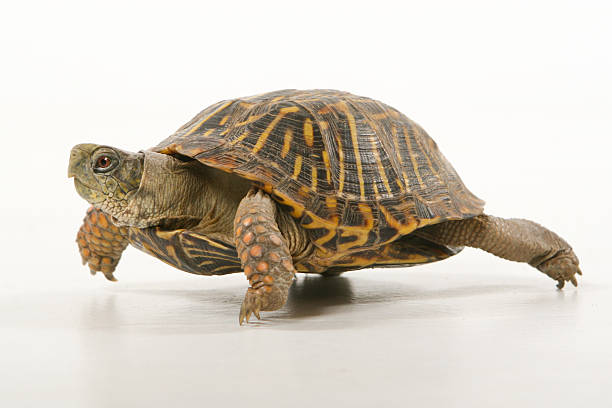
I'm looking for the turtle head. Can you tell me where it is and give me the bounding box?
[68,143,144,219]
[69,143,243,230]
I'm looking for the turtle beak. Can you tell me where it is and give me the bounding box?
[68,144,98,178]
[69,144,109,205]
[67,149,82,178]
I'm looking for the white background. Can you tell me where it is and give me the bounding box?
[0,1,611,407]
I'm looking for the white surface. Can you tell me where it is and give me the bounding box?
[1,0,611,407]
[1,270,612,408]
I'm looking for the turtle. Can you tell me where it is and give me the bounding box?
[68,89,581,324]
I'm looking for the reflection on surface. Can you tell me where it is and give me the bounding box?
[67,274,545,331]
[0,271,609,408]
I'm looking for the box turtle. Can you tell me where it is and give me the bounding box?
[68,89,581,324]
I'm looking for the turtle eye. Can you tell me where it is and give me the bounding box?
[93,154,116,173]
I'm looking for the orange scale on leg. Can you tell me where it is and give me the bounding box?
[98,214,109,229]
[244,265,253,277]
[249,245,263,257]
[242,231,254,244]
[92,226,102,238]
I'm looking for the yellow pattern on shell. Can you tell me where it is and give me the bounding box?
[152,89,485,258]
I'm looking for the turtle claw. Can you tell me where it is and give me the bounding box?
[104,272,117,282]
[537,249,581,290]
[239,289,263,325]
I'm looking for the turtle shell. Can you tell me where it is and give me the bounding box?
[153,89,484,255]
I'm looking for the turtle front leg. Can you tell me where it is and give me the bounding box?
[418,214,581,289]
[234,189,296,324]
[76,207,129,281]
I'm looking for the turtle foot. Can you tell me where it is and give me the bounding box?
[76,207,128,281]
[238,285,289,325]
[239,288,263,325]
[537,249,582,289]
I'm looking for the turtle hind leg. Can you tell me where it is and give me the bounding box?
[76,207,129,281]
[234,189,296,325]
[417,214,581,289]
